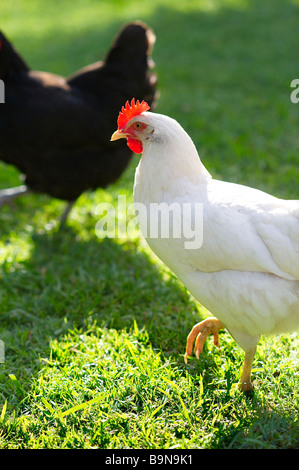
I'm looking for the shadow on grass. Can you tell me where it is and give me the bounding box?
[0,226,197,377]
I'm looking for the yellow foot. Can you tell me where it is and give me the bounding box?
[238,347,256,392]
[238,381,254,392]
[184,317,224,363]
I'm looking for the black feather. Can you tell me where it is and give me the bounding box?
[0,21,157,204]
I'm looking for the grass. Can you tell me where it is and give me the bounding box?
[0,0,299,449]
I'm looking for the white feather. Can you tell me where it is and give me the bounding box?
[132,111,299,354]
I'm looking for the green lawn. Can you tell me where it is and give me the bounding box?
[0,0,299,449]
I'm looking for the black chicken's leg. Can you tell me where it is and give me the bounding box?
[0,185,30,208]
[0,185,75,226]
[59,200,76,226]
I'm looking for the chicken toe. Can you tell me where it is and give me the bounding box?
[184,317,224,363]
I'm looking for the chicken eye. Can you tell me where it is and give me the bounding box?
[134,122,143,130]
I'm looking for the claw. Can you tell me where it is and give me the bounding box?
[184,317,224,363]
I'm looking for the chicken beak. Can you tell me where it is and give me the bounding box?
[111,129,127,141]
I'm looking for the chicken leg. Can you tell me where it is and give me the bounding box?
[0,185,30,208]
[184,317,256,392]
[238,347,256,392]
[59,200,76,226]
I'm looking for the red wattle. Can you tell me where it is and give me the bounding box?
[127,138,143,154]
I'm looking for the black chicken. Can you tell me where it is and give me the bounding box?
[0,21,157,222]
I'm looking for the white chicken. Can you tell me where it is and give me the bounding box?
[111,99,299,391]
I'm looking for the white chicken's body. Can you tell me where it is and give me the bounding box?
[112,107,299,389]
[133,113,299,353]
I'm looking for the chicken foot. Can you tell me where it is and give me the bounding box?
[184,317,224,362]
[0,184,75,226]
[184,316,256,392]
[0,185,30,208]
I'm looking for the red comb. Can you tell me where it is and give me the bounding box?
[118,98,150,129]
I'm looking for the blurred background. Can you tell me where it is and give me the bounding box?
[1,0,299,201]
